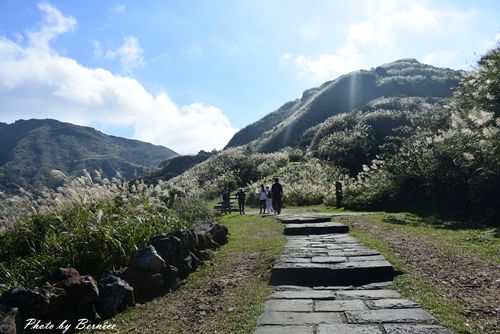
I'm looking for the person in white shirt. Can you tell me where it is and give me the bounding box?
[265,185,273,214]
[259,184,267,214]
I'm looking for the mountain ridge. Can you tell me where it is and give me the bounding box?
[0,118,177,194]
[226,58,461,152]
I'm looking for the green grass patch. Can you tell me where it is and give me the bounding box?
[347,212,496,334]
[370,212,499,264]
[0,197,205,293]
[109,212,286,333]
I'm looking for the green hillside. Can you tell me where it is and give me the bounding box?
[158,51,499,221]
[142,150,216,183]
[0,119,177,194]
[226,59,461,152]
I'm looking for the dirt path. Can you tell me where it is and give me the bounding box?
[349,217,500,333]
[104,213,284,334]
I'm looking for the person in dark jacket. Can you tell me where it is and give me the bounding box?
[220,188,226,214]
[222,187,231,214]
[271,177,283,214]
[235,187,246,215]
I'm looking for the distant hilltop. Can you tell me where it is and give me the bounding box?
[225,58,461,152]
[0,118,178,194]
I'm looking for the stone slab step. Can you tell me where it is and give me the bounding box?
[271,234,394,286]
[278,215,333,224]
[270,260,395,286]
[284,222,349,235]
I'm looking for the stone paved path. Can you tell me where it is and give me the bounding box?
[253,214,454,334]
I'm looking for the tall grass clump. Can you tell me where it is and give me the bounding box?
[165,147,290,199]
[343,45,500,221]
[0,169,212,293]
[247,158,345,206]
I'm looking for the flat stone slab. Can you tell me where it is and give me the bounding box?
[284,222,349,235]
[254,325,313,334]
[337,289,402,300]
[277,215,333,224]
[315,300,367,312]
[346,308,435,324]
[384,324,454,334]
[264,299,314,312]
[312,281,394,290]
[317,324,383,334]
[257,311,343,325]
[311,256,347,263]
[269,290,336,300]
[277,213,373,225]
[366,299,420,309]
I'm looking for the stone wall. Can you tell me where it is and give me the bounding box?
[0,221,228,334]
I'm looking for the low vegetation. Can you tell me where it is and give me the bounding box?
[0,170,212,293]
[106,213,285,333]
[343,46,499,221]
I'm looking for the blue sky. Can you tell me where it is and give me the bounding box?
[0,0,499,153]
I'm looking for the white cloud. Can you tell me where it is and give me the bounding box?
[281,47,366,82]
[108,4,126,16]
[422,50,460,68]
[92,40,102,57]
[281,0,477,82]
[28,3,77,50]
[0,3,236,154]
[104,36,144,74]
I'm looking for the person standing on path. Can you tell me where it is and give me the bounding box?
[259,184,267,214]
[271,177,283,214]
[235,187,246,215]
[265,185,273,214]
[220,188,226,214]
[222,187,231,214]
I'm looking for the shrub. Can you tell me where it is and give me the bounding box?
[343,45,500,221]
[0,170,210,293]
[249,158,345,206]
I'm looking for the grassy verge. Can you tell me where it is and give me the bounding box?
[345,212,499,334]
[363,212,499,263]
[107,212,286,333]
[0,199,191,293]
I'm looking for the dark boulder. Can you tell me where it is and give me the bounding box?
[0,284,66,318]
[51,267,79,283]
[134,245,166,273]
[194,222,229,246]
[177,252,203,279]
[118,267,164,300]
[195,232,210,250]
[52,268,100,322]
[149,235,182,265]
[196,249,214,261]
[167,230,191,257]
[170,230,198,251]
[162,265,181,290]
[96,275,134,320]
[0,305,21,334]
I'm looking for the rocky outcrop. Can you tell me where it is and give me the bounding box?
[0,221,228,333]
